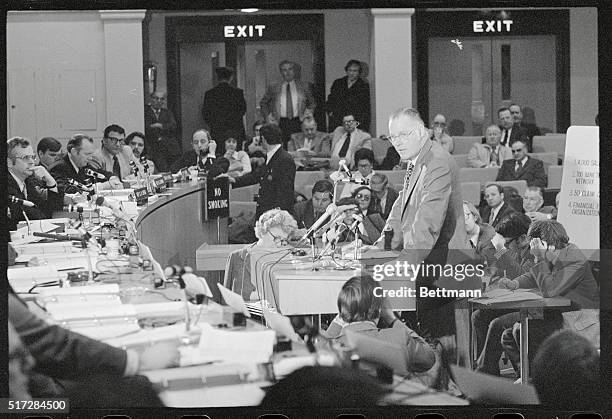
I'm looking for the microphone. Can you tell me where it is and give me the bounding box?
[33,232,86,242]
[9,196,35,208]
[338,159,352,178]
[299,204,338,242]
[139,156,149,172]
[95,196,131,222]
[67,178,94,193]
[129,160,140,176]
[349,213,363,232]
[84,168,108,181]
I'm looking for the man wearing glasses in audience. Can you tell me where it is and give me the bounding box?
[496,139,547,188]
[467,124,512,168]
[99,124,136,181]
[334,148,377,198]
[428,114,454,154]
[368,173,399,220]
[7,137,63,230]
[330,113,372,170]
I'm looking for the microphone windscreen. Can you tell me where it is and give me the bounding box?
[95,196,105,206]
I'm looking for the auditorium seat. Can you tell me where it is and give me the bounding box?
[532,135,566,161]
[452,136,482,155]
[458,167,499,184]
[488,180,528,197]
[453,154,468,168]
[460,182,481,207]
[548,165,563,189]
[229,184,259,202]
[296,183,314,199]
[295,171,325,187]
[376,170,405,186]
[371,137,391,166]
[528,152,557,168]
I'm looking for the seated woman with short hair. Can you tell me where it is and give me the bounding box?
[323,275,435,373]
[224,208,298,301]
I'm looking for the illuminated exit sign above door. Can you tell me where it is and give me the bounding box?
[473,20,513,33]
[224,25,266,38]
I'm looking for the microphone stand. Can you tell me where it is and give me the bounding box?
[21,210,32,237]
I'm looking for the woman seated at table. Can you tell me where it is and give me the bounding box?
[125,131,155,175]
[323,275,435,373]
[224,208,297,301]
[326,194,384,246]
[222,132,251,178]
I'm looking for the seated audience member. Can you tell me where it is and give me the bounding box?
[223,132,251,178]
[510,104,540,148]
[379,143,403,171]
[326,195,384,246]
[99,124,138,180]
[498,220,599,377]
[489,212,535,279]
[330,113,372,169]
[8,289,175,407]
[368,173,399,220]
[288,117,331,157]
[36,137,63,171]
[224,209,298,301]
[480,184,516,228]
[244,120,267,156]
[333,148,376,198]
[467,125,512,168]
[531,330,602,410]
[51,134,121,194]
[126,131,155,175]
[170,129,217,173]
[294,191,307,204]
[7,137,63,230]
[260,366,386,409]
[326,59,371,133]
[231,124,296,219]
[498,106,530,149]
[293,179,334,230]
[522,186,557,221]
[429,113,454,154]
[496,140,547,188]
[463,201,496,266]
[323,275,436,373]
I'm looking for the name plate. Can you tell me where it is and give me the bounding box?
[133,187,149,206]
[162,173,173,188]
[154,176,166,193]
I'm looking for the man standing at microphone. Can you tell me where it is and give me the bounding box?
[7,137,64,230]
[383,108,466,338]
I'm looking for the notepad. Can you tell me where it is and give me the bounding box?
[197,323,275,364]
[262,309,299,342]
[217,283,250,317]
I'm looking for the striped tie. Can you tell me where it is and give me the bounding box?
[403,162,415,191]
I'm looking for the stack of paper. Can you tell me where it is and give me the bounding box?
[8,266,62,293]
[195,323,275,364]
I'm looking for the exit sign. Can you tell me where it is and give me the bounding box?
[473,20,513,33]
[224,25,266,38]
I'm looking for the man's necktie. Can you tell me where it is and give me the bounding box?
[515,160,523,173]
[339,132,351,158]
[22,184,28,199]
[372,196,383,215]
[502,129,508,145]
[490,148,498,165]
[285,83,294,119]
[403,162,415,191]
[489,209,495,225]
[112,155,122,180]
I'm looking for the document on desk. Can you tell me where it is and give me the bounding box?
[476,289,543,305]
[8,266,61,293]
[194,323,275,364]
[217,284,250,317]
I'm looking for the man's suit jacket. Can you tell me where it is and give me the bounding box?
[500,124,530,150]
[467,143,513,168]
[326,76,371,132]
[202,82,247,142]
[386,140,467,265]
[470,223,497,266]
[293,199,317,229]
[234,147,296,219]
[260,80,316,120]
[170,150,218,174]
[369,186,400,221]
[336,213,386,246]
[480,202,516,228]
[288,131,331,157]
[7,173,63,230]
[496,156,547,188]
[99,145,136,180]
[330,127,372,169]
[144,106,181,172]
[51,155,113,195]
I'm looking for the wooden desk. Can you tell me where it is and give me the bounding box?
[470,293,571,383]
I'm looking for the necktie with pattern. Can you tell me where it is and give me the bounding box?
[339,131,351,158]
[490,148,498,165]
[285,83,294,118]
[403,162,415,191]
[515,160,523,173]
[489,209,495,225]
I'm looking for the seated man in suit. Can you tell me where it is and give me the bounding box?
[368,173,399,221]
[498,106,530,150]
[51,134,121,194]
[98,124,137,181]
[171,129,218,173]
[429,113,454,154]
[323,275,436,373]
[9,288,177,407]
[293,179,334,231]
[7,137,64,230]
[288,117,331,158]
[330,113,372,169]
[467,124,513,168]
[510,103,540,150]
[480,183,516,228]
[36,137,63,171]
[499,220,599,380]
[496,139,547,188]
[523,186,557,221]
[463,200,496,266]
[260,60,316,148]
